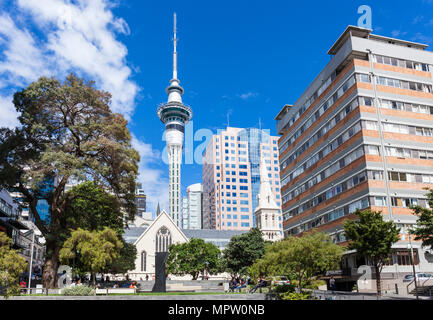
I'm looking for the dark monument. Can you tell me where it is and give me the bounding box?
[152,251,169,292]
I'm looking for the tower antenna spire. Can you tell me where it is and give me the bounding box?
[173,12,178,80]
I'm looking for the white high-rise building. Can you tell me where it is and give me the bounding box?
[157,13,193,226]
[182,183,203,229]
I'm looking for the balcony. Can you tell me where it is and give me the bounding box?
[12,232,30,249]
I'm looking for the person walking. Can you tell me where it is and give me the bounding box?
[329,276,336,291]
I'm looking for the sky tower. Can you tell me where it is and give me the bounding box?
[157,13,193,226]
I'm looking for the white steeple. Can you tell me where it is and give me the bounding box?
[254,158,282,242]
[256,159,279,211]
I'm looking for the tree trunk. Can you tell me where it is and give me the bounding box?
[42,241,60,289]
[298,273,303,293]
[375,265,382,297]
[92,272,96,296]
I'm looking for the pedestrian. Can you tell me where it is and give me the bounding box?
[329,276,336,291]
[229,278,238,292]
[249,277,266,294]
[146,274,149,281]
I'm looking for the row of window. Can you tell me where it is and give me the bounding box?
[281,97,364,170]
[284,168,380,218]
[376,76,432,93]
[388,171,433,184]
[385,146,433,160]
[285,197,370,234]
[221,214,250,219]
[280,71,433,155]
[221,207,250,212]
[0,198,14,216]
[283,169,384,204]
[374,54,430,72]
[216,164,248,170]
[382,122,433,137]
[219,192,250,198]
[283,120,377,185]
[380,99,433,115]
[390,197,431,208]
[279,73,362,154]
[222,222,250,227]
[286,194,424,236]
[213,157,249,164]
[221,199,249,205]
[282,143,380,205]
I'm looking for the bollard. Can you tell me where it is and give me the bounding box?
[395,283,399,295]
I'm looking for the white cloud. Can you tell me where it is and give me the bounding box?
[237,92,259,100]
[0,95,20,128]
[0,0,139,123]
[0,1,167,210]
[0,13,49,86]
[131,135,169,216]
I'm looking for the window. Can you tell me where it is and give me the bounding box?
[141,251,147,271]
[396,249,419,265]
[155,227,172,253]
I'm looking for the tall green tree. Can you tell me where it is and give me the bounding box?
[0,232,28,298]
[248,231,344,292]
[0,74,139,288]
[344,209,400,296]
[411,189,433,248]
[222,228,266,277]
[59,228,123,288]
[63,181,125,235]
[166,238,221,280]
[104,240,137,275]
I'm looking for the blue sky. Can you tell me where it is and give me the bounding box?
[1,0,433,214]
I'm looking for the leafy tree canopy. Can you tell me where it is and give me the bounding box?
[222,227,266,277]
[411,189,433,248]
[343,209,400,296]
[248,231,344,292]
[0,74,139,288]
[104,240,137,275]
[0,232,28,297]
[166,238,221,280]
[59,228,123,287]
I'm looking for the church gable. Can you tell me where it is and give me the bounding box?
[134,210,188,249]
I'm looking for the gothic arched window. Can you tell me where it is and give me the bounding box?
[141,251,147,271]
[155,227,172,253]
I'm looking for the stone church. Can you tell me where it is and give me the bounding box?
[123,210,245,280]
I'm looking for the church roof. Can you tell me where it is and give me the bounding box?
[181,229,246,240]
[123,226,148,244]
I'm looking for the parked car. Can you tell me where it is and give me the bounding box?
[403,273,433,282]
[271,276,291,286]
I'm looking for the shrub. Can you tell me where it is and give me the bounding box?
[61,285,95,296]
[303,279,327,290]
[281,291,313,300]
[290,279,326,290]
[272,284,295,294]
[272,284,296,300]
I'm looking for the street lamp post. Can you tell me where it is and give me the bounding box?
[407,230,418,300]
[27,230,35,294]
